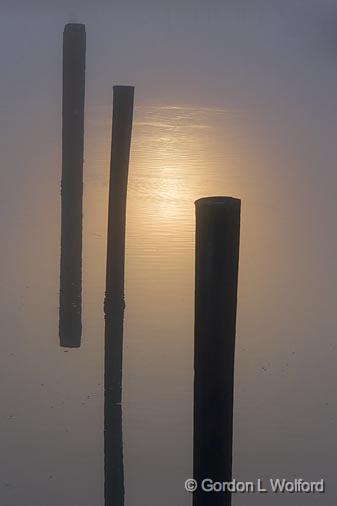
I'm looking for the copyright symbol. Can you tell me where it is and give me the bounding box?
[185,479,198,492]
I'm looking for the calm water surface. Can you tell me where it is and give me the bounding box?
[0,78,336,506]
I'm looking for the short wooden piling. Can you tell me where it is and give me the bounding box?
[59,23,86,348]
[193,196,241,506]
[104,86,134,506]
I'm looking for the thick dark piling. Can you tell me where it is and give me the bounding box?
[59,23,86,348]
[193,197,241,506]
[104,86,134,506]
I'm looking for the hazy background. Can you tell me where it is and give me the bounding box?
[1,1,337,505]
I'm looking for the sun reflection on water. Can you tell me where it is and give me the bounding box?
[129,106,226,225]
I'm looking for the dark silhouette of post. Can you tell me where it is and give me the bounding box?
[104,86,134,506]
[193,197,241,506]
[59,23,86,348]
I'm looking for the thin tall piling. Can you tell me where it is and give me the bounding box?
[59,23,86,348]
[193,196,241,506]
[104,86,134,506]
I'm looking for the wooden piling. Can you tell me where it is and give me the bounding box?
[104,86,134,506]
[193,196,241,506]
[59,23,86,348]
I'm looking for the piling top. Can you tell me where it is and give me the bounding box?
[64,23,86,33]
[113,85,135,92]
[195,196,241,208]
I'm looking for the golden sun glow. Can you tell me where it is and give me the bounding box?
[128,106,214,223]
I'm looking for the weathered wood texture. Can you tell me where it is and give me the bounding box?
[59,23,86,348]
[193,196,241,506]
[104,86,134,506]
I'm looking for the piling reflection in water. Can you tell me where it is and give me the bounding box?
[104,86,134,506]
[59,23,86,348]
